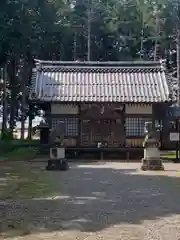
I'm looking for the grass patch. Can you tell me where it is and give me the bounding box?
[8,139,39,147]
[0,161,55,237]
[0,162,54,199]
[0,142,50,199]
[162,154,176,159]
[1,147,38,161]
[0,139,40,162]
[161,151,177,160]
[0,139,40,160]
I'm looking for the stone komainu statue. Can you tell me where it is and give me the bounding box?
[49,121,66,146]
[46,121,69,171]
[141,121,164,171]
[143,122,160,148]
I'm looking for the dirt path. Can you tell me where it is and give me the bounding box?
[1,162,180,239]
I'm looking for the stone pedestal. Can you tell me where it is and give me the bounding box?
[50,147,65,159]
[141,146,164,171]
[46,147,68,171]
[144,147,160,159]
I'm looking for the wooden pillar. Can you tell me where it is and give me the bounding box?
[45,103,51,129]
[28,103,33,140]
[122,104,126,147]
[152,103,157,129]
[77,103,81,146]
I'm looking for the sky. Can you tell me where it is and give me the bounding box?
[0,116,42,129]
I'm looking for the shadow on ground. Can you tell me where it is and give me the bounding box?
[1,162,180,236]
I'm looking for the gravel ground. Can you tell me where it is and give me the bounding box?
[1,162,180,239]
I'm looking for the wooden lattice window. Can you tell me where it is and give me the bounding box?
[125,117,151,137]
[52,117,78,136]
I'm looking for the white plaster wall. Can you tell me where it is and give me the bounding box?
[51,104,79,114]
[125,104,152,114]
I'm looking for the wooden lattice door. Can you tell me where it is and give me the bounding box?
[81,120,91,146]
[100,119,125,147]
[81,119,125,147]
[81,120,102,146]
[91,120,102,145]
[110,119,125,147]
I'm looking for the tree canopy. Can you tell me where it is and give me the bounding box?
[0,0,179,138]
[1,0,178,63]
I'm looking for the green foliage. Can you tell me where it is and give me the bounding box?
[0,0,179,136]
[0,0,178,62]
[1,147,37,161]
[1,129,13,141]
[0,139,39,155]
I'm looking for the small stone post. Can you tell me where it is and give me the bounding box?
[141,121,164,171]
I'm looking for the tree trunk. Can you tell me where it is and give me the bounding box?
[87,5,91,61]
[1,63,8,139]
[28,104,33,140]
[73,32,77,61]
[20,59,27,140]
[20,83,26,139]
[19,55,34,139]
[27,56,34,140]
[8,57,17,139]
[153,8,160,61]
[177,28,180,107]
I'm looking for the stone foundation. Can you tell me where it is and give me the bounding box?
[141,158,164,171]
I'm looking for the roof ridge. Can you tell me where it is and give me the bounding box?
[34,59,162,68]
[41,65,162,69]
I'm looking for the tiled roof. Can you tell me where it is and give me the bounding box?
[29,60,173,103]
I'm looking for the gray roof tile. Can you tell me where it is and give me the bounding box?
[29,60,173,103]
